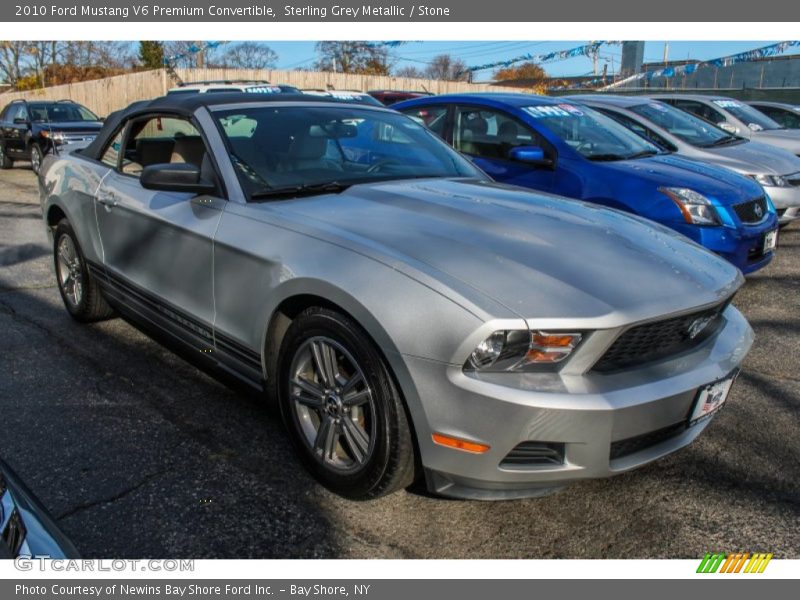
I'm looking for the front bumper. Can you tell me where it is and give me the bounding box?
[405,306,753,500]
[676,217,778,275]
[765,185,800,224]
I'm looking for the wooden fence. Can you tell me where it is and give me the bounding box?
[0,68,534,116]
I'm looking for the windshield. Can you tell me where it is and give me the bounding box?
[712,99,783,131]
[523,103,662,160]
[215,105,481,195]
[629,102,735,147]
[28,103,99,122]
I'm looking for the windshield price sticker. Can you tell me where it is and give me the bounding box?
[524,106,576,119]
[713,100,744,108]
[245,86,282,94]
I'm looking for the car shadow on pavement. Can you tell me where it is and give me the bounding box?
[0,276,344,558]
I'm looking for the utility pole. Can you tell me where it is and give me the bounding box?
[663,41,669,65]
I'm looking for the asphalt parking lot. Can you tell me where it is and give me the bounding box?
[0,164,798,559]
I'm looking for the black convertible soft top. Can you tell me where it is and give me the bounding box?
[82,92,384,160]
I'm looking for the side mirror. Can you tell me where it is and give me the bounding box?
[718,122,739,135]
[140,163,216,195]
[13,117,29,126]
[509,145,553,167]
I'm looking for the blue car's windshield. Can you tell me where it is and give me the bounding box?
[214,105,482,196]
[629,102,735,147]
[523,103,662,161]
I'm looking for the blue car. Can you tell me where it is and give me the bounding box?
[395,93,779,274]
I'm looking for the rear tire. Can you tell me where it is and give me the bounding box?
[0,143,12,169]
[278,307,416,499]
[53,220,114,322]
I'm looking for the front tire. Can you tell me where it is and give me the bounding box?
[0,143,13,169]
[29,143,43,174]
[53,220,114,322]
[278,307,416,499]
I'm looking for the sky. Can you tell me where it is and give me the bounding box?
[265,41,799,80]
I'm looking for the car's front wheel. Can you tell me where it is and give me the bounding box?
[278,307,416,499]
[53,220,114,322]
[29,143,43,174]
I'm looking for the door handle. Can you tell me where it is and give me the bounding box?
[97,192,118,207]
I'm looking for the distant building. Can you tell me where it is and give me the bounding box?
[615,53,800,90]
[620,41,645,77]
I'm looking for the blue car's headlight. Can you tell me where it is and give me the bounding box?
[659,187,720,226]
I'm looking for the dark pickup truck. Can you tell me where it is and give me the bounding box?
[0,99,103,173]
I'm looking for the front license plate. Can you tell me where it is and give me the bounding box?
[689,371,738,425]
[764,229,778,253]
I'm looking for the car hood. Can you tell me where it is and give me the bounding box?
[268,178,742,324]
[33,121,103,133]
[750,129,800,153]
[703,140,800,176]
[588,154,763,204]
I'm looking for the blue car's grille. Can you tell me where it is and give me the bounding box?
[592,301,729,373]
[732,196,768,224]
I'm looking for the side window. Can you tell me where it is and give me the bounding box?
[101,129,124,168]
[120,116,206,177]
[12,104,28,122]
[3,104,18,121]
[453,106,539,160]
[600,110,676,151]
[400,106,448,138]
[675,100,724,125]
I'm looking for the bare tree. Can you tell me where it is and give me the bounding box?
[219,42,278,69]
[0,41,29,85]
[60,41,133,68]
[25,41,60,87]
[424,54,469,81]
[314,42,392,74]
[394,65,426,78]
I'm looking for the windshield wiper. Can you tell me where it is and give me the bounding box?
[586,153,627,161]
[703,135,738,148]
[250,181,352,200]
[624,150,659,160]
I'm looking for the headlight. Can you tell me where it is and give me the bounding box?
[749,174,789,188]
[659,187,720,226]
[40,130,66,143]
[465,330,583,372]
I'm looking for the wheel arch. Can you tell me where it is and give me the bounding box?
[260,280,425,465]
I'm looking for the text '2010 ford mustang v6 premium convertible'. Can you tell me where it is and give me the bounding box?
[38,93,752,500]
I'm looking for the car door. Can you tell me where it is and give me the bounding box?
[450,104,557,191]
[94,114,225,348]
[2,104,28,156]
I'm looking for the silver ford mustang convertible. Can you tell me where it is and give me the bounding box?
[38,93,752,500]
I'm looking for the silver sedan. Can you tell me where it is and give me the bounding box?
[39,93,752,500]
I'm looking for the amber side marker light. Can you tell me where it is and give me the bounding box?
[432,433,490,454]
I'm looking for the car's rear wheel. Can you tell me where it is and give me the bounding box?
[54,220,114,322]
[29,144,43,174]
[278,307,415,499]
[0,143,13,169]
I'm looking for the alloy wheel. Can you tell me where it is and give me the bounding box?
[288,336,375,472]
[56,234,84,308]
[30,147,41,173]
